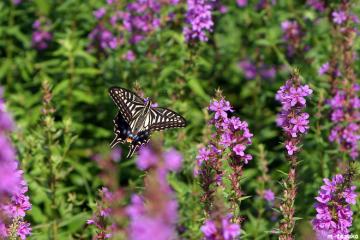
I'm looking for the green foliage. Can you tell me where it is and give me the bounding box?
[0,0,359,239]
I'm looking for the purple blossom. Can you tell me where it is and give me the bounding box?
[136,147,159,170]
[32,18,52,51]
[201,215,241,240]
[285,141,298,155]
[312,175,357,239]
[183,0,214,42]
[318,62,330,76]
[136,147,183,172]
[222,216,241,240]
[209,98,233,120]
[263,189,275,202]
[201,220,217,237]
[17,222,31,240]
[93,7,106,19]
[290,113,310,137]
[238,60,257,79]
[163,149,183,172]
[123,50,136,62]
[332,11,347,25]
[233,144,246,156]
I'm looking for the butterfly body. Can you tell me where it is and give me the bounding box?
[109,87,186,158]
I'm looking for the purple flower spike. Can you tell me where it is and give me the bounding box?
[0,87,31,239]
[312,175,357,239]
[276,77,312,156]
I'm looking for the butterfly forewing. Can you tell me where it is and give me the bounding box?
[109,87,145,123]
[149,107,187,131]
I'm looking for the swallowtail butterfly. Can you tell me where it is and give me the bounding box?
[109,87,186,158]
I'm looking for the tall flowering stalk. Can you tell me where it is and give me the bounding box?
[312,174,357,239]
[195,93,253,239]
[326,2,360,161]
[0,87,31,239]
[88,149,126,239]
[275,71,312,239]
[127,145,182,240]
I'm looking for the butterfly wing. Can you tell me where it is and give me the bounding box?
[111,112,151,158]
[149,107,187,132]
[108,87,145,123]
[110,112,131,148]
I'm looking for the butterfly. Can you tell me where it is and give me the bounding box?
[109,87,187,158]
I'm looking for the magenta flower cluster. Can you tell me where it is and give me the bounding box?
[201,215,241,240]
[328,84,360,159]
[238,59,276,80]
[276,79,313,155]
[183,0,214,42]
[0,87,31,239]
[127,147,182,240]
[312,174,357,239]
[31,18,52,51]
[195,98,253,174]
[89,0,178,51]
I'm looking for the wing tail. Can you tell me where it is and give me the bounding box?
[126,145,138,158]
[110,135,123,148]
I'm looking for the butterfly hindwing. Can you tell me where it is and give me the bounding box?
[110,112,130,148]
[111,112,151,157]
[109,87,145,123]
[149,107,187,131]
